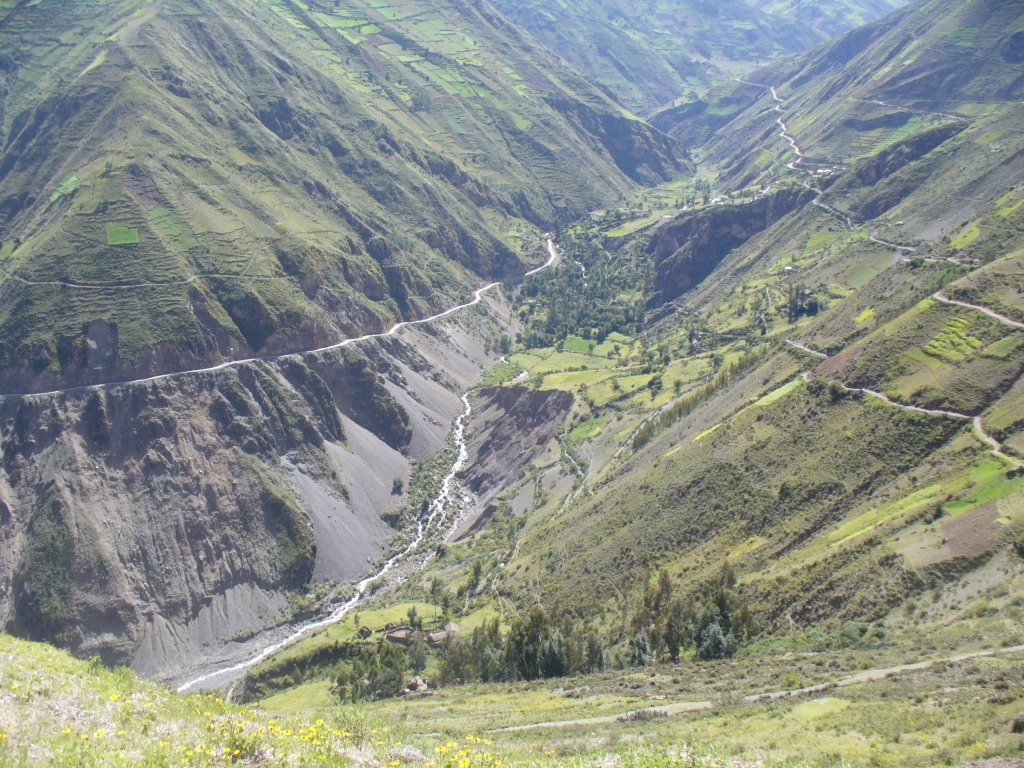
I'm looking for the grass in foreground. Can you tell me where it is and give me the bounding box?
[0,634,800,767]
[7,628,1024,767]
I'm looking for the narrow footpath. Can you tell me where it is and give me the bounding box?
[495,644,1024,732]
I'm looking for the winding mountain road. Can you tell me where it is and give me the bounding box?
[933,292,1024,330]
[11,272,286,290]
[737,78,1020,464]
[736,78,852,228]
[0,240,561,400]
[828,381,1018,466]
[855,386,971,420]
[868,232,916,253]
[784,338,827,359]
[175,240,561,693]
[869,99,967,123]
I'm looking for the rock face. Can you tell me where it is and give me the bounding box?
[0,293,515,678]
[461,386,574,494]
[826,122,968,219]
[647,188,813,306]
[450,384,573,540]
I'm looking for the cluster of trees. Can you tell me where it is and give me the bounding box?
[334,642,409,703]
[518,233,649,348]
[786,281,822,322]
[439,607,605,684]
[629,566,754,663]
[330,567,756,703]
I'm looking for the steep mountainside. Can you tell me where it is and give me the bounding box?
[0,286,519,674]
[0,0,691,676]
[747,0,910,38]
[489,0,826,115]
[0,0,686,395]
[495,0,1024,627]
[698,0,1024,239]
[2,0,1024,764]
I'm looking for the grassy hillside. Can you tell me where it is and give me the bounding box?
[0,0,687,393]
[224,3,1024,755]
[747,0,910,38]
[490,0,826,116]
[2,623,1022,767]
[1,0,1022,764]
[696,0,1024,240]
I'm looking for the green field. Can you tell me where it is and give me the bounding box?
[104,224,140,245]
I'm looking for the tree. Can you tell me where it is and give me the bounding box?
[540,631,567,678]
[696,619,735,660]
[430,576,444,608]
[335,642,409,702]
[470,560,483,590]
[664,605,684,662]
[505,605,567,681]
[630,629,651,666]
[409,635,428,674]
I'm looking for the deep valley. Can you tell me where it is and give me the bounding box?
[0,0,1022,766]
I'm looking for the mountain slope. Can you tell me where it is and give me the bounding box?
[747,0,911,38]
[696,0,1024,239]
[0,0,687,395]
[0,0,689,674]
[489,0,827,115]
[269,0,1022,673]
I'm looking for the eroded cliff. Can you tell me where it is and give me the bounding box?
[0,290,517,678]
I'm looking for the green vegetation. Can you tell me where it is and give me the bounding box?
[944,26,979,47]
[78,48,107,77]
[517,232,649,348]
[48,172,79,203]
[828,483,944,546]
[854,307,874,324]
[632,349,766,450]
[568,416,606,443]
[752,377,801,408]
[259,478,317,584]
[3,3,1024,768]
[828,300,1023,414]
[104,224,140,246]
[16,483,75,643]
[922,316,982,362]
[951,222,981,249]
[0,0,685,389]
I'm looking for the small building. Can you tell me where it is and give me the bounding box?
[384,627,420,646]
[426,631,448,647]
